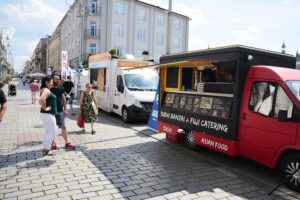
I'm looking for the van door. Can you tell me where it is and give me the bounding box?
[239,80,298,167]
[112,74,125,116]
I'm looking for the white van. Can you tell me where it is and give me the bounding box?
[89,52,158,122]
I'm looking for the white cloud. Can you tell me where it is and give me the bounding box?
[140,0,168,9]
[12,56,30,73]
[0,0,64,27]
[231,27,262,42]
[22,40,39,54]
[173,3,204,21]
[188,35,207,51]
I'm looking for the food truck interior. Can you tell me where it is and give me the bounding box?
[158,45,296,141]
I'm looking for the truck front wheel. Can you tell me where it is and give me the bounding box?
[280,153,300,192]
[186,131,197,150]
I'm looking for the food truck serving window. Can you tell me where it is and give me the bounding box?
[90,68,107,91]
[166,67,179,88]
[90,69,98,89]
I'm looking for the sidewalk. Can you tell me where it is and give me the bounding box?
[0,79,299,200]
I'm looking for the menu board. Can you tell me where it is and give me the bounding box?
[162,92,232,119]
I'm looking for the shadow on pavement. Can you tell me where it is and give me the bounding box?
[78,139,292,200]
[0,149,54,172]
[17,141,42,147]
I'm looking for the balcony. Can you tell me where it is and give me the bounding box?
[85,6,101,15]
[84,29,100,38]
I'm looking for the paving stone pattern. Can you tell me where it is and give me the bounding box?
[0,80,299,200]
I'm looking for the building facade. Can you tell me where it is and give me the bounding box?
[55,0,189,68]
[31,37,49,73]
[48,25,61,73]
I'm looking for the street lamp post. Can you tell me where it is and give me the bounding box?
[76,4,86,98]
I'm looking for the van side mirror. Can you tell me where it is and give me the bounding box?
[118,85,124,93]
[278,110,288,122]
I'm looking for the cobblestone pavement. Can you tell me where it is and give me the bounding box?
[0,79,299,200]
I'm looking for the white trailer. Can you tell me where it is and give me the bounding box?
[89,53,158,122]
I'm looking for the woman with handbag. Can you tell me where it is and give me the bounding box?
[80,83,98,134]
[39,76,58,155]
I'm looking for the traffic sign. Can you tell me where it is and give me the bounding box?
[75,65,83,73]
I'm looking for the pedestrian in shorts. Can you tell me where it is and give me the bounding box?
[50,74,76,150]
[63,75,75,115]
[29,79,40,104]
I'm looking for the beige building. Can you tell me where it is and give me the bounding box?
[53,0,189,68]
[31,37,48,73]
[48,25,61,73]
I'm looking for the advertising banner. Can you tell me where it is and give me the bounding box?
[61,51,68,80]
[147,84,159,131]
[159,92,235,139]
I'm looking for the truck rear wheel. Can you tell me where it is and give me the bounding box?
[186,131,197,150]
[122,107,131,123]
[280,153,300,192]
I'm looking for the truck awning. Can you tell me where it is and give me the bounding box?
[125,60,215,70]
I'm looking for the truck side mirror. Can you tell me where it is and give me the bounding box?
[278,110,288,122]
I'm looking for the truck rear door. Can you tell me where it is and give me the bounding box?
[239,79,297,167]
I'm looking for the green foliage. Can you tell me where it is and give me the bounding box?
[109,49,116,56]
[83,53,95,68]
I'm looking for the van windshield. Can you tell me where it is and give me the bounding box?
[124,74,158,91]
[286,80,300,102]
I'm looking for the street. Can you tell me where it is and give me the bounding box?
[0,79,299,200]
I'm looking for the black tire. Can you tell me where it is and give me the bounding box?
[122,107,131,123]
[280,153,300,192]
[186,131,198,150]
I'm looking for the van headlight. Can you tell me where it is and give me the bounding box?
[130,95,142,108]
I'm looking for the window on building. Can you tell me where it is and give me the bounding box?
[249,82,293,118]
[156,15,164,26]
[90,0,98,14]
[90,21,97,36]
[114,24,124,37]
[89,43,97,53]
[173,19,180,31]
[115,2,125,14]
[156,33,164,45]
[173,37,180,48]
[114,45,124,56]
[137,8,146,20]
[137,29,146,41]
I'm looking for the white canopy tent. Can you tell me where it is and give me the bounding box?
[29,72,46,78]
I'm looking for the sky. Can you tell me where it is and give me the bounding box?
[0,0,300,73]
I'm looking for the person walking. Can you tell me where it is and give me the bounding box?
[0,82,7,123]
[63,75,75,115]
[21,77,26,86]
[29,79,40,104]
[80,83,98,134]
[39,76,58,155]
[50,74,76,150]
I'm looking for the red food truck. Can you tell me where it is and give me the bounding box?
[156,45,300,191]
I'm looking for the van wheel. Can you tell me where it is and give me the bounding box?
[186,131,197,150]
[280,153,300,192]
[122,107,131,123]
